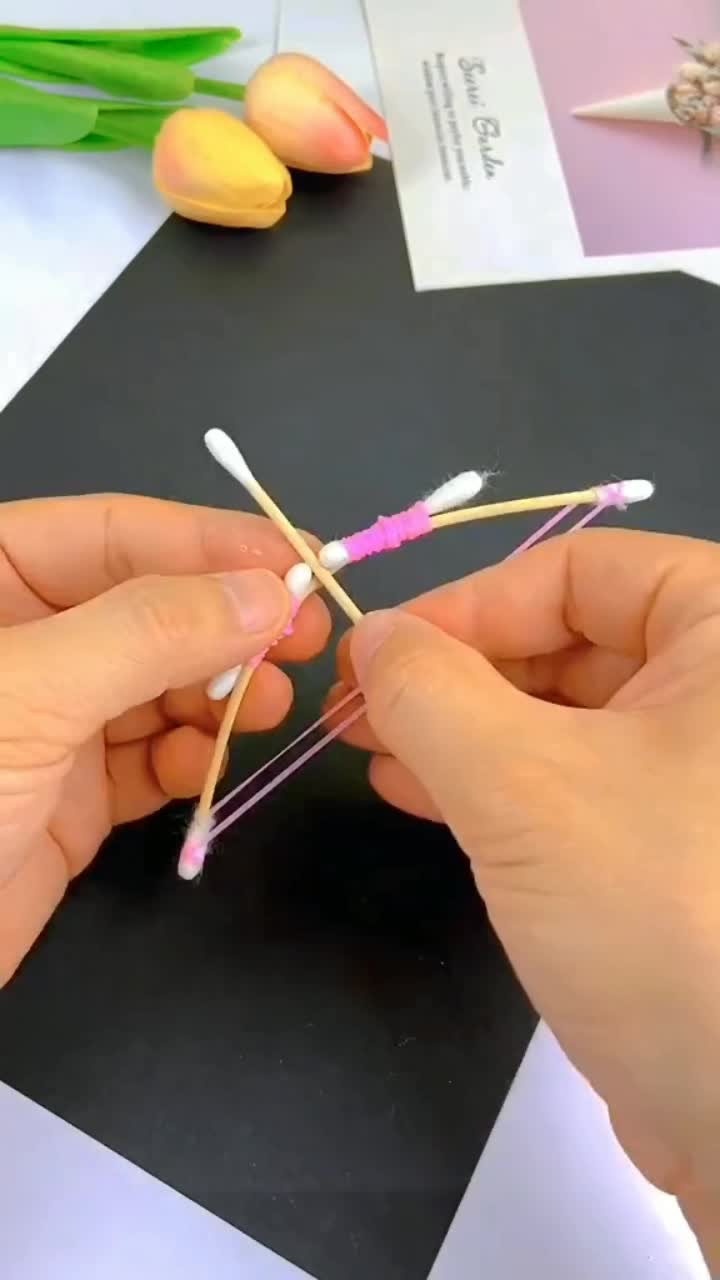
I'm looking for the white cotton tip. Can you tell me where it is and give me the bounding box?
[285,562,316,600]
[204,429,255,489]
[177,815,212,882]
[572,89,676,126]
[319,540,350,571]
[424,471,487,515]
[617,479,655,504]
[206,665,242,701]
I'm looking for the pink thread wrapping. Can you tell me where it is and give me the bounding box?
[205,485,634,840]
[245,595,301,673]
[342,502,433,564]
[599,482,627,511]
[568,484,626,533]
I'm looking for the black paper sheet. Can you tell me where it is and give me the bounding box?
[0,162,718,1280]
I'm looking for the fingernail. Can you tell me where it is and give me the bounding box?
[219,570,288,634]
[350,610,399,684]
[326,679,349,703]
[323,679,352,717]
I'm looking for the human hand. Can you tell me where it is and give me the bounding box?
[334,530,720,1267]
[0,495,329,986]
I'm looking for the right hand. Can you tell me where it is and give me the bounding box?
[333,530,720,1267]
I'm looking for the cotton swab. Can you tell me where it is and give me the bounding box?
[430,479,654,527]
[178,660,260,881]
[177,563,315,881]
[179,434,366,882]
[319,479,654,570]
[207,563,316,705]
[205,429,364,624]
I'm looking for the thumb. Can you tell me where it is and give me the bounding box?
[351,609,544,844]
[5,569,290,742]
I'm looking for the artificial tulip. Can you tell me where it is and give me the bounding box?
[153,108,292,228]
[244,52,388,174]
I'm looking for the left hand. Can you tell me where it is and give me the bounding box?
[0,494,330,984]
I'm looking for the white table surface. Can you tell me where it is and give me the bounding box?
[0,2,710,1278]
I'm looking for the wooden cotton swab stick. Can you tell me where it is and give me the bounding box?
[197,666,254,820]
[430,480,654,530]
[178,664,257,880]
[205,429,363,624]
[195,564,312,824]
[179,561,318,879]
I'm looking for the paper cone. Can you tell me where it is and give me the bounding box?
[572,89,677,125]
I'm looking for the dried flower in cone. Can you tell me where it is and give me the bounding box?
[574,35,720,155]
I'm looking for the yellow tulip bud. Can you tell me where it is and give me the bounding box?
[244,52,389,175]
[153,108,292,229]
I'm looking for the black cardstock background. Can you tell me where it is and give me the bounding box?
[0,163,718,1280]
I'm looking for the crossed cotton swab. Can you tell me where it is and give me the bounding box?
[181,436,488,878]
[203,488,652,842]
[206,428,364,624]
[206,461,490,701]
[179,429,655,880]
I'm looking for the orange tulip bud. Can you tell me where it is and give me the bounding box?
[153,108,292,229]
[244,52,389,174]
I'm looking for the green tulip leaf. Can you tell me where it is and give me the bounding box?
[0,55,69,82]
[0,38,195,100]
[0,27,241,57]
[0,75,97,144]
[110,32,241,63]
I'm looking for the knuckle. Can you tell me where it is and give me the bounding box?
[124,575,198,653]
[374,646,446,726]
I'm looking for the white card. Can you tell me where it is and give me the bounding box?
[362,0,720,290]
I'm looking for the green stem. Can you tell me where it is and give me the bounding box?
[194,75,245,101]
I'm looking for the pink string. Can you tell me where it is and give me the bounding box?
[566,502,606,532]
[505,504,576,559]
[343,502,433,563]
[210,703,367,839]
[239,595,301,677]
[211,684,362,816]
[209,488,625,837]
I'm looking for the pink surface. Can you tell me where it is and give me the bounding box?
[520,0,719,256]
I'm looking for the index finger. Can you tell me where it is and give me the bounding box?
[0,494,331,657]
[337,529,720,683]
